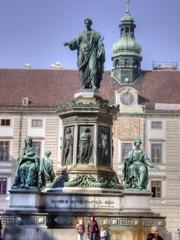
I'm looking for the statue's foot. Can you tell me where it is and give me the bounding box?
[137,184,143,190]
[20,184,25,188]
[92,85,97,90]
[24,184,30,189]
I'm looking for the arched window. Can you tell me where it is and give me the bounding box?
[121,28,124,35]
[115,59,120,68]
[130,27,134,36]
[124,59,127,67]
[133,60,139,68]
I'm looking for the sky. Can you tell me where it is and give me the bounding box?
[0,0,179,70]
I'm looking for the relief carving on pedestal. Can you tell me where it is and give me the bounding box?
[77,126,93,164]
[98,126,111,166]
[62,126,74,166]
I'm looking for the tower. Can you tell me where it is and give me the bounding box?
[112,0,142,84]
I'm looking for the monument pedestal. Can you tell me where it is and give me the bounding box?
[122,190,151,213]
[2,188,167,240]
[7,189,40,212]
[74,88,101,99]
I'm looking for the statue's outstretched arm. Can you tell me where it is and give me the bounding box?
[63,36,80,51]
[64,42,69,47]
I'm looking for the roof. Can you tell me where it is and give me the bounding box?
[134,70,180,111]
[0,69,118,108]
[0,68,180,112]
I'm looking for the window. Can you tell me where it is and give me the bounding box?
[130,27,134,36]
[121,143,132,161]
[115,60,120,68]
[151,143,162,163]
[124,59,127,67]
[151,180,161,198]
[22,97,29,106]
[133,60,139,69]
[125,27,129,34]
[0,119,11,126]
[31,119,43,128]
[151,121,162,129]
[32,141,41,156]
[0,141,9,161]
[0,178,7,195]
[121,28,124,35]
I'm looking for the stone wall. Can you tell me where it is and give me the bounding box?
[151,203,180,233]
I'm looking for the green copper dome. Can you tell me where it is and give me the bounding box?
[112,35,142,57]
[112,2,142,58]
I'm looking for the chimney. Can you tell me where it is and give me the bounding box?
[50,61,63,69]
[24,63,31,69]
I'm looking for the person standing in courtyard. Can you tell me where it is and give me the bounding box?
[100,226,108,240]
[87,216,99,240]
[147,226,164,240]
[76,219,85,240]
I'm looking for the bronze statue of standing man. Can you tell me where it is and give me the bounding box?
[64,18,105,90]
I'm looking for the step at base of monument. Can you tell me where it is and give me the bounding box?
[1,214,167,240]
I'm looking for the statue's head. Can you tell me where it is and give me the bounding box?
[101,127,107,135]
[45,150,51,157]
[25,136,33,146]
[84,18,93,28]
[134,139,142,147]
[85,127,91,133]
[66,127,71,134]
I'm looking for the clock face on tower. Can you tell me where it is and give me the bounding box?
[120,90,135,105]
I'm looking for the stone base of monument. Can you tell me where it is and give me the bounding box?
[122,190,151,213]
[39,188,152,215]
[1,225,168,240]
[2,218,168,240]
[7,189,40,212]
[2,188,168,240]
[74,88,101,99]
[1,214,167,240]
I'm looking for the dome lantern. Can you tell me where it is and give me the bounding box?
[111,0,143,84]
